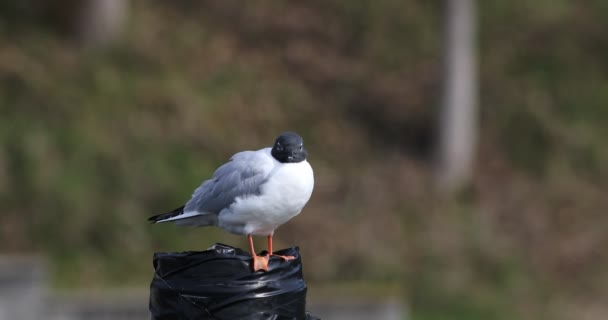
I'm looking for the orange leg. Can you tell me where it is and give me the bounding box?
[249,234,269,272]
[267,234,295,261]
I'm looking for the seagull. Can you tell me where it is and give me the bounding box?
[148,132,314,271]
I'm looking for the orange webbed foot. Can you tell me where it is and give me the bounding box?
[271,254,295,261]
[251,254,270,272]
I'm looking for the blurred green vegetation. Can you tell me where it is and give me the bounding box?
[1,1,607,319]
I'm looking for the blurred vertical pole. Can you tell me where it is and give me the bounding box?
[436,0,478,193]
[78,0,129,48]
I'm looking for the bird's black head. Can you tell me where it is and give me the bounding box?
[271,132,307,163]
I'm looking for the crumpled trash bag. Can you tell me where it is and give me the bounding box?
[149,243,320,320]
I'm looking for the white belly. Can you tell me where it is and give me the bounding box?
[218,160,314,235]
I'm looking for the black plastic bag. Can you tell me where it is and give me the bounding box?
[149,243,320,320]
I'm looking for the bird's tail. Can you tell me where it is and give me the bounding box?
[148,205,185,223]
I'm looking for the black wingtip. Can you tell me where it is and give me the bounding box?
[148,205,185,223]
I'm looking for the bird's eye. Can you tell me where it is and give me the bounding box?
[276,143,283,151]
[299,144,303,151]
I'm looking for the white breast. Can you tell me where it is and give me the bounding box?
[218,159,314,236]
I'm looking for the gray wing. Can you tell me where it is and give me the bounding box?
[184,150,273,215]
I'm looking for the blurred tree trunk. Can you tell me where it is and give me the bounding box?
[77,0,129,47]
[436,0,478,193]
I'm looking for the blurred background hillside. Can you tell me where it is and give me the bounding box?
[1,1,607,319]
